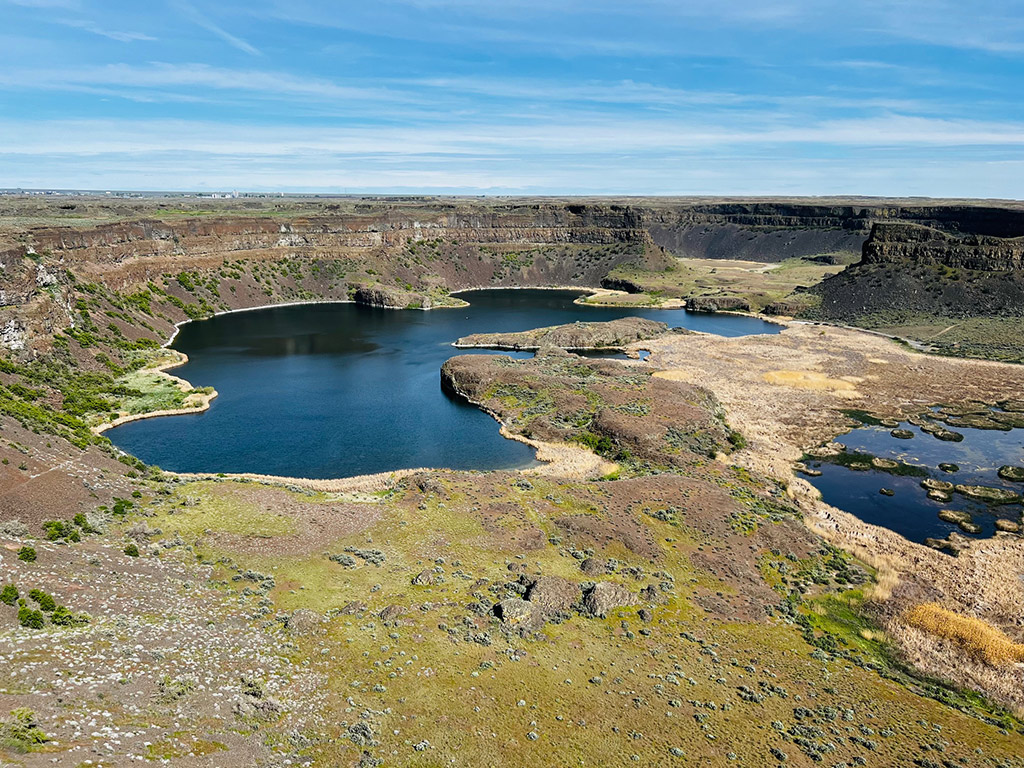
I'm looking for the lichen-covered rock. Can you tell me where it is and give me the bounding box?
[494,598,534,627]
[412,569,435,586]
[583,582,636,618]
[525,576,581,615]
[378,604,406,623]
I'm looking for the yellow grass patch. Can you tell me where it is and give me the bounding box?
[763,369,861,398]
[906,603,1024,667]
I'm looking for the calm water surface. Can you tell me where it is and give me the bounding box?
[108,289,780,478]
[806,417,1024,543]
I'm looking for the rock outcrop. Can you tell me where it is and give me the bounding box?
[454,316,672,352]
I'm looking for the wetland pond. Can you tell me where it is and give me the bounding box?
[107,289,779,478]
[803,407,1024,546]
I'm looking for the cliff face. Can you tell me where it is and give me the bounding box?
[805,222,1024,335]
[862,223,1024,271]
[3,196,1024,362]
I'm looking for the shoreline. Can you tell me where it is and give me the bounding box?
[92,350,219,435]
[110,285,912,491]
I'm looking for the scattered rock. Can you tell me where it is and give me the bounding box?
[879,488,895,497]
[938,463,960,473]
[0,519,29,539]
[890,429,914,440]
[994,518,1021,533]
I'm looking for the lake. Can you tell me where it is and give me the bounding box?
[107,289,780,478]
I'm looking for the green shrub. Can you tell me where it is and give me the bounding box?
[49,605,88,627]
[124,542,140,557]
[72,512,98,534]
[27,589,55,612]
[0,584,17,605]
[16,546,36,563]
[17,607,44,629]
[0,707,48,752]
[42,520,79,542]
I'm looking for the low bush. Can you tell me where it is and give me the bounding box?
[17,607,44,629]
[27,589,55,612]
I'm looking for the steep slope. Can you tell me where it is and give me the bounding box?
[804,222,1024,361]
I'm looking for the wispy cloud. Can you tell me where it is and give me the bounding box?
[173,1,261,56]
[56,18,155,43]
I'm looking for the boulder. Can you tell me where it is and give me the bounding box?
[938,509,971,525]
[583,582,636,618]
[378,604,406,623]
[525,576,581,615]
[995,518,1021,533]
[494,598,534,627]
[954,484,1022,505]
[411,569,435,586]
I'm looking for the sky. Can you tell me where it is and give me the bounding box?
[1,0,1023,197]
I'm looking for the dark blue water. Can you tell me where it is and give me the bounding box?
[806,417,1024,543]
[107,289,780,478]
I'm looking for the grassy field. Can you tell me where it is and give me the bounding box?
[594,255,853,311]
[131,473,1024,766]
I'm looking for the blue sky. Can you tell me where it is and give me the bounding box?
[1,0,1023,196]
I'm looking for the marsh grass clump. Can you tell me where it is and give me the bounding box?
[906,604,1024,667]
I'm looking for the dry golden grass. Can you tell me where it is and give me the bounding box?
[906,603,1024,667]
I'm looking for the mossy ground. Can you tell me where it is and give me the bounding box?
[127,475,1024,766]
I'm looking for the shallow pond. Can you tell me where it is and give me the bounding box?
[805,412,1024,545]
[107,289,779,478]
